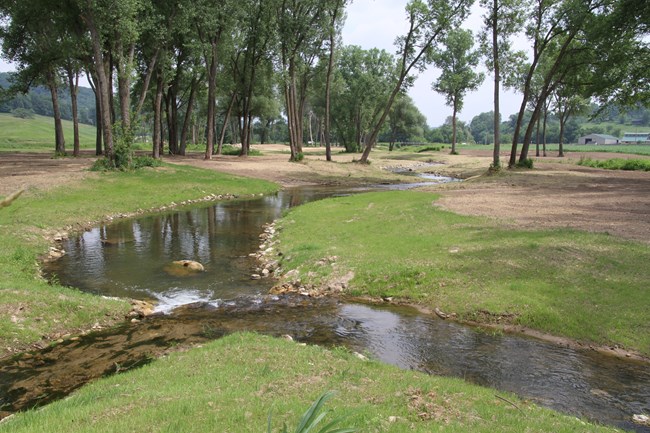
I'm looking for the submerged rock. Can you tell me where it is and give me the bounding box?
[163,260,205,277]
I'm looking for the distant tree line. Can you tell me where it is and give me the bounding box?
[0,72,96,125]
[0,0,647,168]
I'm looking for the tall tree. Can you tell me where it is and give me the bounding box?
[330,46,397,153]
[275,0,330,161]
[358,0,473,163]
[432,29,484,154]
[194,0,237,159]
[479,0,526,168]
[323,0,347,162]
[0,0,73,155]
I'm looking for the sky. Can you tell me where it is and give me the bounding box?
[341,0,523,127]
[0,0,525,128]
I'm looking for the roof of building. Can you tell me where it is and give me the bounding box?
[582,134,619,140]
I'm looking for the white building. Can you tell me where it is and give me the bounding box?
[578,134,620,145]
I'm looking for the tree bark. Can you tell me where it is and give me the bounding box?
[180,76,198,156]
[87,71,103,155]
[83,10,114,160]
[153,73,164,159]
[46,70,65,155]
[204,39,219,160]
[65,68,81,157]
[451,98,458,154]
[491,0,501,167]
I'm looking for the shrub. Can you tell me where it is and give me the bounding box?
[516,158,534,169]
[578,157,650,171]
[11,108,35,119]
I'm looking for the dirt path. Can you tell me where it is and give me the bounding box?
[2,146,649,243]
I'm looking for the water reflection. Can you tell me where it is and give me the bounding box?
[37,184,650,432]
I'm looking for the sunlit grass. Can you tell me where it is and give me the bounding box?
[275,191,650,355]
[0,333,620,433]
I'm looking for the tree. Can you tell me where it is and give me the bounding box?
[479,0,527,168]
[552,83,587,157]
[385,94,428,150]
[0,0,73,155]
[194,0,238,159]
[358,0,472,163]
[330,46,397,153]
[323,0,347,161]
[432,28,484,154]
[275,0,330,161]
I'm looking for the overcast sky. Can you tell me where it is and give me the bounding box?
[0,0,525,127]
[342,0,523,127]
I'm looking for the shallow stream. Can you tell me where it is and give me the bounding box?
[2,177,649,432]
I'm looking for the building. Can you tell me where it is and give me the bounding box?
[578,134,620,145]
[620,132,650,144]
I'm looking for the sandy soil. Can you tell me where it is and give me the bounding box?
[1,145,649,244]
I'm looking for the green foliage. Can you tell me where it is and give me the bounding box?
[578,157,650,171]
[221,145,262,156]
[11,108,35,119]
[515,158,533,169]
[269,391,356,433]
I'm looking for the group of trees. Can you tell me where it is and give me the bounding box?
[0,0,647,168]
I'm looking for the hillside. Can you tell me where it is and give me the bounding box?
[0,113,97,151]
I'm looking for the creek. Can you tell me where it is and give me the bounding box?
[2,176,649,432]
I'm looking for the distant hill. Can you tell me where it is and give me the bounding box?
[0,112,97,151]
[0,72,96,126]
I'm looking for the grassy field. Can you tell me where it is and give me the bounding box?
[273,191,650,356]
[0,164,278,356]
[0,113,98,151]
[0,333,620,433]
[451,142,650,156]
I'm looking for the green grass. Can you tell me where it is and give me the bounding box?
[0,164,278,356]
[0,113,98,151]
[463,143,650,156]
[274,191,650,355]
[577,157,650,171]
[0,333,619,433]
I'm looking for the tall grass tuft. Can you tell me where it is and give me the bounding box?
[268,391,356,433]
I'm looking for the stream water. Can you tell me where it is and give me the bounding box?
[2,178,649,432]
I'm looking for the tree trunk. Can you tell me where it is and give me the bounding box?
[542,104,548,157]
[66,68,81,157]
[165,88,179,155]
[324,2,341,162]
[153,74,164,159]
[535,117,540,157]
[87,71,103,155]
[83,10,114,160]
[116,42,135,131]
[180,76,198,156]
[218,92,237,155]
[204,40,219,160]
[451,98,458,154]
[46,70,65,155]
[134,48,159,120]
[491,0,500,168]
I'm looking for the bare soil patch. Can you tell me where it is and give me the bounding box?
[2,146,649,244]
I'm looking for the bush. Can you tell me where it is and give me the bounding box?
[11,108,35,119]
[578,157,650,171]
[516,158,534,169]
[221,145,262,156]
